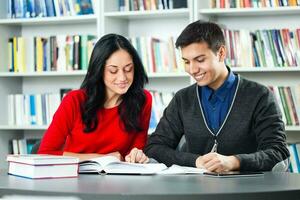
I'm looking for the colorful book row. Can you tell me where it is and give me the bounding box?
[211,0,300,8]
[8,93,61,126]
[288,143,300,173]
[269,86,300,126]
[7,34,96,73]
[129,36,184,74]
[10,138,40,155]
[149,90,175,131]
[7,0,94,19]
[119,0,187,11]
[223,28,300,68]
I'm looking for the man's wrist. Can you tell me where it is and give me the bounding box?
[229,155,240,170]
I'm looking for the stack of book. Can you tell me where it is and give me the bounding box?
[7,154,79,179]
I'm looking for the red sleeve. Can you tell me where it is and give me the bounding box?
[38,90,83,155]
[127,90,152,153]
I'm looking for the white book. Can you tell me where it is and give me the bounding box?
[35,94,43,125]
[7,154,79,179]
[79,156,167,175]
[7,95,15,125]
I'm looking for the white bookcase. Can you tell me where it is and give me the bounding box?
[195,1,300,142]
[0,0,100,169]
[0,0,299,169]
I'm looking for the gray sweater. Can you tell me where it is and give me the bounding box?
[145,75,290,171]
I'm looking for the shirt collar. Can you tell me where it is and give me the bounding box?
[202,67,236,102]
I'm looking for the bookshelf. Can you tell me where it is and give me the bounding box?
[196,1,300,144]
[0,0,299,169]
[0,0,99,169]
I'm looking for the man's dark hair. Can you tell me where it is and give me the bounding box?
[175,20,225,54]
[80,33,148,133]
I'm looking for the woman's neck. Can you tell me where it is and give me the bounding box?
[104,92,122,108]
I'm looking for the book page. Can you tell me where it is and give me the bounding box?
[79,156,167,174]
[79,156,120,173]
[157,164,207,175]
[105,163,167,175]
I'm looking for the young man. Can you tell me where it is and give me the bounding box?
[145,21,289,172]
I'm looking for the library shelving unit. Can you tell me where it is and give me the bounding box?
[0,1,100,168]
[195,1,300,143]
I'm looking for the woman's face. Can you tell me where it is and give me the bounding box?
[103,49,134,97]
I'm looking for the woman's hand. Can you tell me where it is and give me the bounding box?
[125,148,149,163]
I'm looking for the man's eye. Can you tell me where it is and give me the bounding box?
[197,59,204,63]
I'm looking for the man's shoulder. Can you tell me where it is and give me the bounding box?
[239,76,270,94]
[175,84,197,97]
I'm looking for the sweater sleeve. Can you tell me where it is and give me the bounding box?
[127,90,152,153]
[145,93,199,167]
[235,88,290,171]
[38,91,80,155]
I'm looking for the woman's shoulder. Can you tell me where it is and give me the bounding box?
[62,89,86,103]
[143,89,152,101]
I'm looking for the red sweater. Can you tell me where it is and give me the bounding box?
[38,89,152,157]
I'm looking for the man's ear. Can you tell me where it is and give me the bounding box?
[218,45,226,62]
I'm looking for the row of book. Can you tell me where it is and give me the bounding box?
[288,143,300,173]
[269,86,300,126]
[129,37,184,73]
[6,85,300,128]
[8,35,96,72]
[119,0,187,11]
[7,0,94,19]
[10,138,40,155]
[149,90,175,131]
[8,93,61,126]
[211,0,300,8]
[223,28,300,68]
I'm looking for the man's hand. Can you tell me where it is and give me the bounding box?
[195,153,240,172]
[125,148,149,163]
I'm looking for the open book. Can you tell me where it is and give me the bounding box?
[157,164,207,175]
[79,156,167,175]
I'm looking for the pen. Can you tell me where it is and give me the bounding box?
[210,139,218,153]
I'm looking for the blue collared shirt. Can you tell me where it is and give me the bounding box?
[199,69,238,135]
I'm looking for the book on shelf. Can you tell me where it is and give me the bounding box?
[118,0,188,11]
[210,0,300,8]
[10,139,40,155]
[8,93,61,126]
[7,154,79,179]
[222,28,300,68]
[7,34,96,73]
[269,85,300,126]
[79,156,167,175]
[129,36,184,74]
[7,0,94,19]
[287,142,300,173]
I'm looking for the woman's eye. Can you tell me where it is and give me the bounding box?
[109,70,118,74]
[124,67,133,72]
[197,59,204,63]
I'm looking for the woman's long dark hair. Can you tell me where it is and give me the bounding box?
[80,34,148,133]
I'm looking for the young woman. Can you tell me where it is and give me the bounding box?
[38,34,151,163]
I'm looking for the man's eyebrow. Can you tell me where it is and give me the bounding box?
[182,54,205,60]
